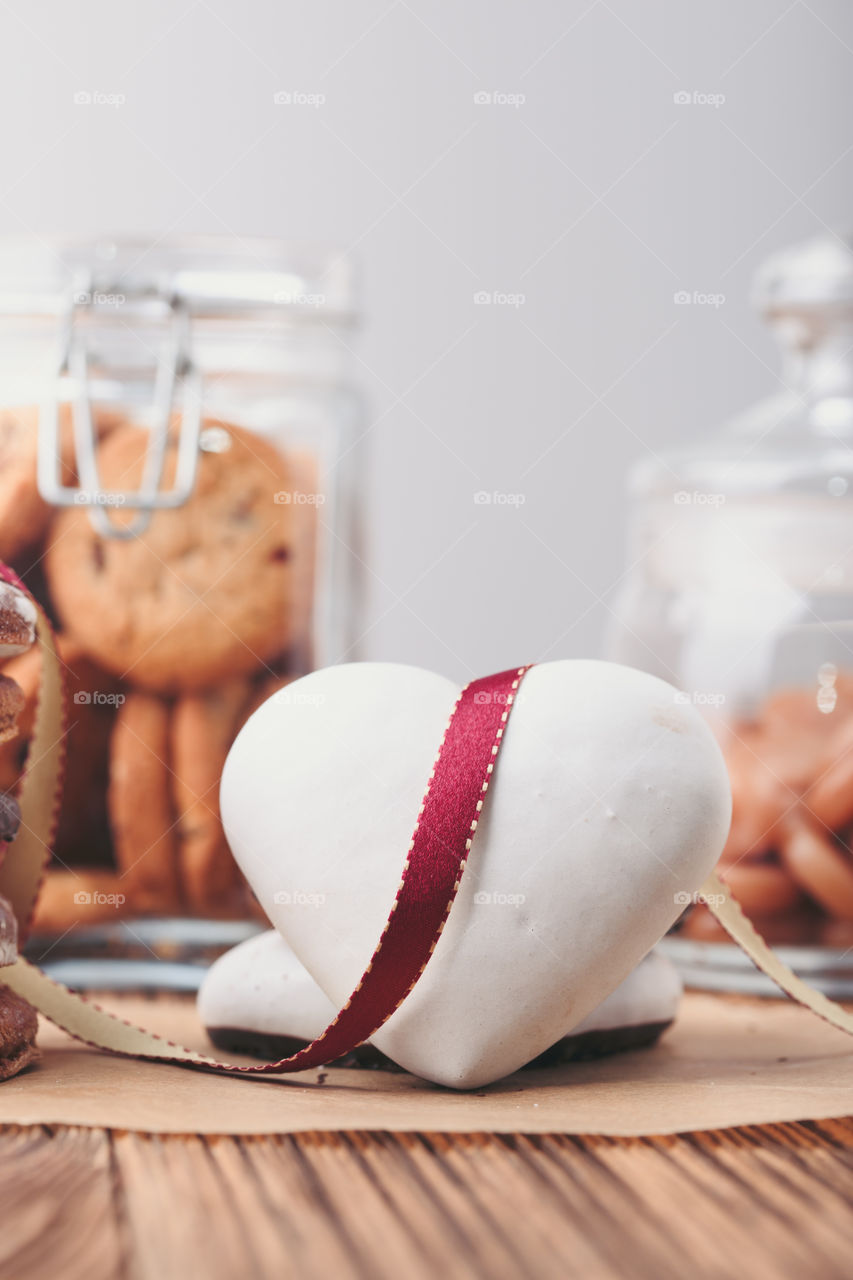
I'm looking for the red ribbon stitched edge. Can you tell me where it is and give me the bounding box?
[9,561,853,1075]
[0,559,535,1074]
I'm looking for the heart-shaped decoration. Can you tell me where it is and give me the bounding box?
[198,930,684,1061]
[220,660,731,1088]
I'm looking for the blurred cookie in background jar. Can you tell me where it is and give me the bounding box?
[45,420,312,691]
[607,232,853,976]
[3,628,133,934]
[3,417,320,937]
[0,236,361,966]
[28,417,313,934]
[681,669,853,948]
[0,404,123,564]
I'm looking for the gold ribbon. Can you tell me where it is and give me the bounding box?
[701,871,853,1035]
[0,595,226,1068]
[0,596,63,933]
[2,593,853,1072]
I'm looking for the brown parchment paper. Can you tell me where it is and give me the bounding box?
[0,990,852,1136]
[3,592,853,1137]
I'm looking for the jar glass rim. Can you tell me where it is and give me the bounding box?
[0,234,358,323]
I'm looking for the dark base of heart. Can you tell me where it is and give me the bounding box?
[205,1020,673,1074]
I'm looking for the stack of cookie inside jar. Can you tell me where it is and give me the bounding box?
[607,231,853,972]
[0,237,360,960]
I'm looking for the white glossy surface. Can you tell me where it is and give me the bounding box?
[221,660,730,1088]
[199,929,336,1042]
[199,929,682,1045]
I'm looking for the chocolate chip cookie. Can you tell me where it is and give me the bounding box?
[45,421,298,692]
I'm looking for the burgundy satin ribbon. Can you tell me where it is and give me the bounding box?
[0,559,533,1076]
[10,552,853,1077]
[246,664,535,1072]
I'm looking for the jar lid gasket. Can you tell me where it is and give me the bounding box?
[0,235,357,322]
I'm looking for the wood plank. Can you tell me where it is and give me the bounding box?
[0,1126,125,1280]
[2,1122,853,1279]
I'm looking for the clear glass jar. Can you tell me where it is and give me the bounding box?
[607,232,853,984]
[0,236,362,982]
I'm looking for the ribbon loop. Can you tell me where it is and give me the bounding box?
[0,559,535,1075]
[3,557,853,1079]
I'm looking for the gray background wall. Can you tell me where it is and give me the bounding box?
[1,1,850,681]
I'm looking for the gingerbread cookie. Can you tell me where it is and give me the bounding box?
[199,934,681,1069]
[108,691,181,915]
[45,421,298,692]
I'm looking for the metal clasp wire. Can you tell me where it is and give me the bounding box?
[37,286,203,539]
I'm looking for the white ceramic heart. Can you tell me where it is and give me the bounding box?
[198,930,683,1049]
[220,660,731,1088]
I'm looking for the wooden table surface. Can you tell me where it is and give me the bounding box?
[2,1117,853,1279]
